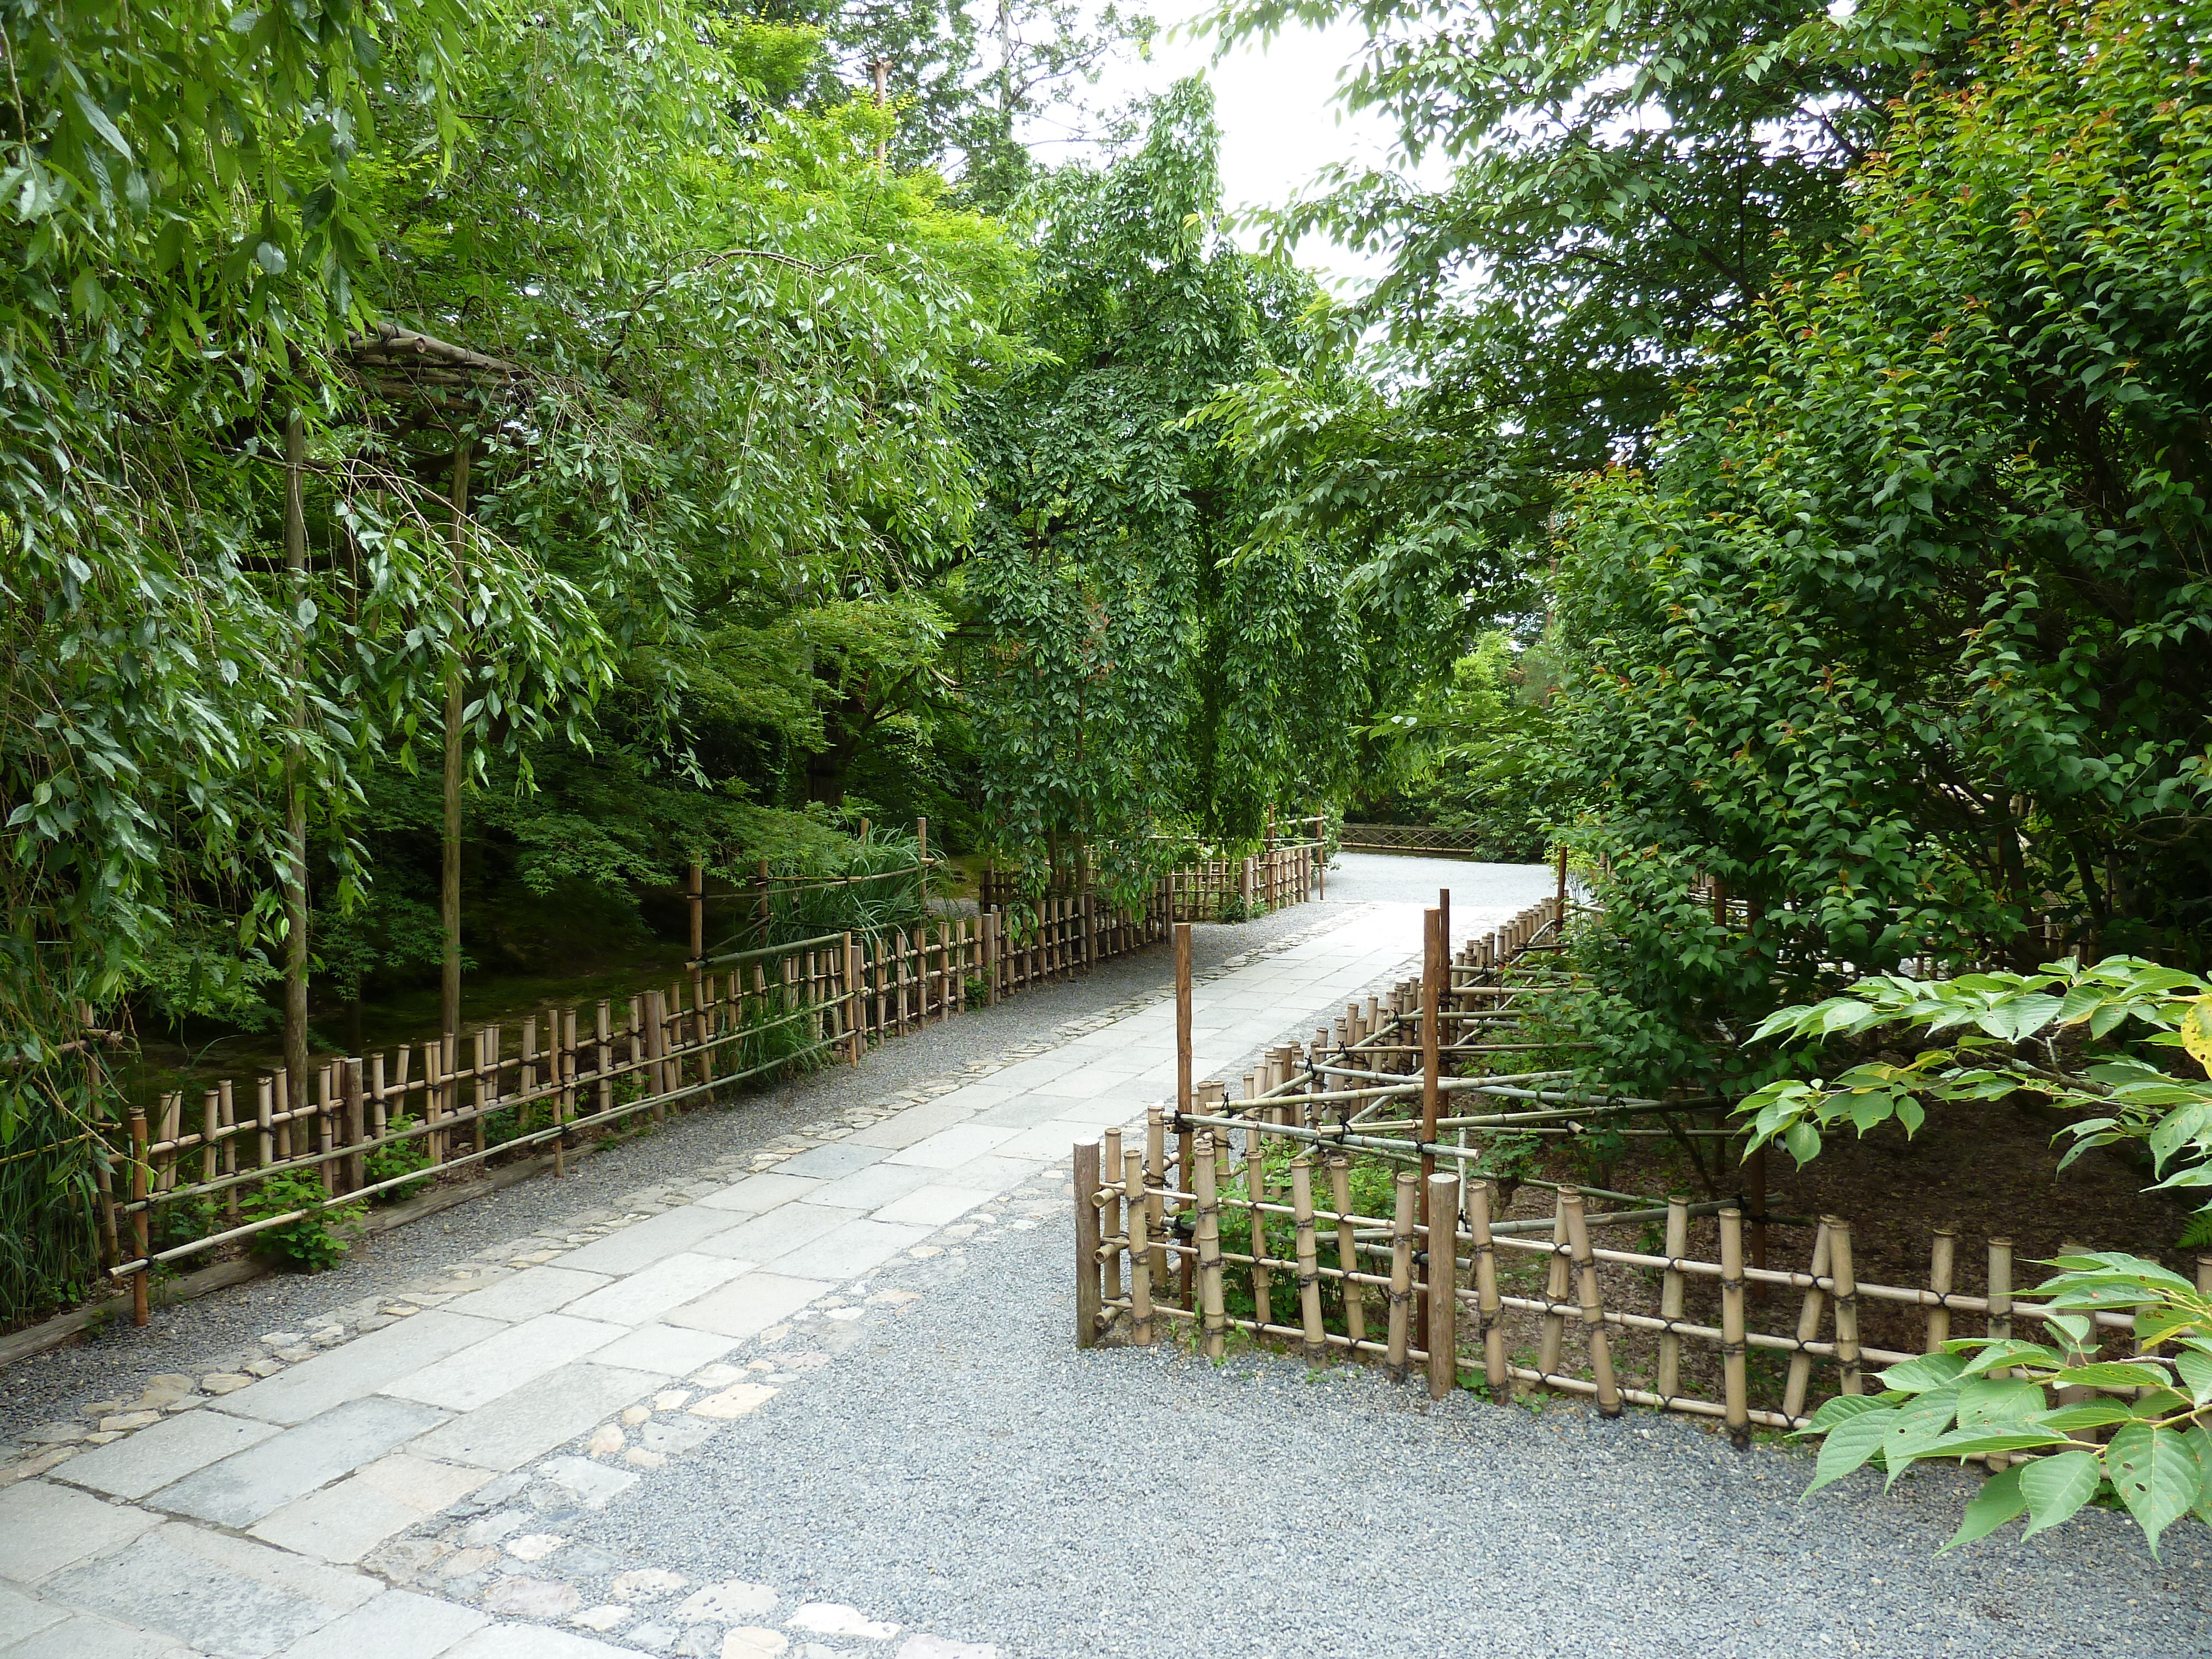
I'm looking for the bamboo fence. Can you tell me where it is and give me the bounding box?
[979,837,1323,924]
[1070,896,2211,1441]
[1338,823,1494,856]
[95,839,1326,1327]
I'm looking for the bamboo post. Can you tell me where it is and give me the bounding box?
[983,909,999,1005]
[218,1079,238,1225]
[1926,1228,1957,1352]
[257,1075,274,1167]
[1656,1193,1688,1402]
[1469,1178,1505,1393]
[1427,1170,1460,1399]
[843,932,863,1064]
[1829,1215,1861,1395]
[1746,1143,1769,1297]
[1291,1155,1326,1366]
[1560,1190,1619,1415]
[1537,1192,1570,1380]
[1124,1146,1152,1347]
[1073,1139,1103,1349]
[642,990,668,1123]
[1175,921,1194,1307]
[687,860,705,963]
[593,1000,612,1115]
[1386,1168,1417,1383]
[1987,1238,2013,1357]
[1720,1206,1750,1445]
[1554,844,1568,915]
[341,1058,365,1194]
[200,1089,218,1188]
[272,1068,291,1162]
[1781,1222,1834,1424]
[1196,1133,1227,1360]
[1102,1127,1124,1308]
[129,1110,150,1326]
[1144,1104,1170,1297]
[1328,1153,1365,1347]
[1418,906,1442,1352]
[556,1008,576,1177]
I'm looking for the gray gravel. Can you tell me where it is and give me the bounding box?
[0,857,1522,1438]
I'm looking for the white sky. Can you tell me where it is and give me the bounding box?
[1036,1,1416,294]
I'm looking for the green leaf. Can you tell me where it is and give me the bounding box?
[1959,1340,2060,1376]
[1881,1387,1963,1484]
[2019,1449,2103,1540]
[1877,1352,1968,1394]
[1955,1375,2046,1429]
[1798,1392,1893,1436]
[1804,1407,1897,1496]
[2106,1424,2202,1556]
[2032,1401,2141,1432]
[1922,1426,2071,1458]
[2046,1361,2172,1390]
[72,93,133,161]
[1940,1464,2026,1552]
[2176,1348,2212,1406]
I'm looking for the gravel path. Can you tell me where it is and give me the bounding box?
[0,857,1516,1440]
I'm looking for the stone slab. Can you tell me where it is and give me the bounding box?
[773,1143,885,1180]
[441,1266,613,1324]
[405,1362,662,1472]
[277,1589,491,1659]
[155,1395,450,1528]
[446,1623,638,1659]
[555,1206,742,1275]
[783,1218,931,1280]
[664,1272,838,1341]
[694,1204,863,1265]
[55,1407,279,1501]
[970,1093,1083,1130]
[221,1310,507,1425]
[247,1478,422,1563]
[990,1121,1102,1161]
[384,1313,627,1411]
[804,1162,936,1212]
[937,1154,1042,1190]
[4,1608,195,1658]
[872,1184,995,1228]
[0,1582,65,1645]
[0,1477,164,1580]
[841,1101,980,1151]
[695,1172,822,1213]
[44,1520,378,1659]
[589,1323,741,1376]
[884,1125,1016,1170]
[562,1253,753,1326]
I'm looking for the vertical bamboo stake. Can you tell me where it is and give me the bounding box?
[1656,1193,1689,1402]
[1175,921,1194,1308]
[1101,1126,1124,1307]
[1986,1238,2013,1360]
[1418,906,1442,1354]
[219,1079,238,1226]
[1560,1189,1619,1415]
[1328,1154,1365,1347]
[200,1089,219,1188]
[1244,1107,1271,1322]
[257,1076,275,1168]
[1124,1146,1152,1347]
[1829,1215,1861,1395]
[1781,1222,1833,1425]
[1073,1139,1103,1349]
[1291,1155,1326,1366]
[1926,1228,1956,1352]
[129,1110,150,1326]
[1469,1178,1506,1393]
[556,1009,576,1177]
[1427,1171,1460,1399]
[843,932,862,1064]
[342,1058,365,1194]
[1196,1133,1227,1360]
[1144,1103,1170,1297]
[1746,1143,1770,1298]
[1386,1168,1417,1383]
[1720,1206,1750,1445]
[1537,1192,1570,1380]
[983,909,999,1005]
[272,1068,291,1162]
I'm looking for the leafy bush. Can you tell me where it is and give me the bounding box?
[1796,1253,2212,1555]
[241,1176,363,1273]
[364,1117,434,1203]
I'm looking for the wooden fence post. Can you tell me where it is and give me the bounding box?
[1562,1188,1620,1415]
[342,1058,365,1194]
[1386,1168,1417,1383]
[1124,1145,1152,1347]
[1829,1215,1861,1395]
[1073,1139,1103,1349]
[1427,1170,1459,1399]
[129,1109,150,1327]
[1418,906,1442,1352]
[644,989,668,1122]
[1470,1177,1506,1393]
[843,932,862,1064]
[1720,1206,1750,1445]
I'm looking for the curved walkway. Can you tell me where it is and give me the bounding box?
[2,857,2201,1658]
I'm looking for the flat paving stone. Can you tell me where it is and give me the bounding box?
[779,1218,930,1280]
[774,1142,886,1180]
[446,1623,639,1658]
[44,1520,379,1659]
[4,1607,196,1658]
[220,1310,507,1426]
[990,1122,1102,1161]
[556,1207,746,1275]
[803,1162,937,1211]
[0,1477,164,1581]
[248,1477,423,1563]
[0,1582,66,1644]
[405,1362,663,1472]
[694,1204,863,1265]
[842,1103,982,1151]
[55,1407,280,1501]
[884,1125,1015,1171]
[562,1253,754,1327]
[664,1273,838,1341]
[276,1588,490,1659]
[696,1172,823,1214]
[384,1313,628,1412]
[590,1323,742,1376]
[155,1396,451,1528]
[440,1266,614,1324]
[872,1185,995,1228]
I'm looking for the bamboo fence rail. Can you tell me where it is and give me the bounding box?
[94,839,1326,1327]
[1070,894,2211,1443]
[1338,823,1494,855]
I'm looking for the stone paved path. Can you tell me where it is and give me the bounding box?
[0,863,1551,1659]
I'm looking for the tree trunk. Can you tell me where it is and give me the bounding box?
[442,441,472,1047]
[282,405,310,1112]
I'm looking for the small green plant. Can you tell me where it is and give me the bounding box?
[1218,894,1252,924]
[965,975,990,1006]
[364,1117,434,1202]
[242,1175,363,1272]
[153,1194,218,1254]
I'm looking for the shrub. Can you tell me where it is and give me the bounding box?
[241,1175,363,1272]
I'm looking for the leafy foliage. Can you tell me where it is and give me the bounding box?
[242,1176,364,1272]
[1794,1253,2212,1556]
